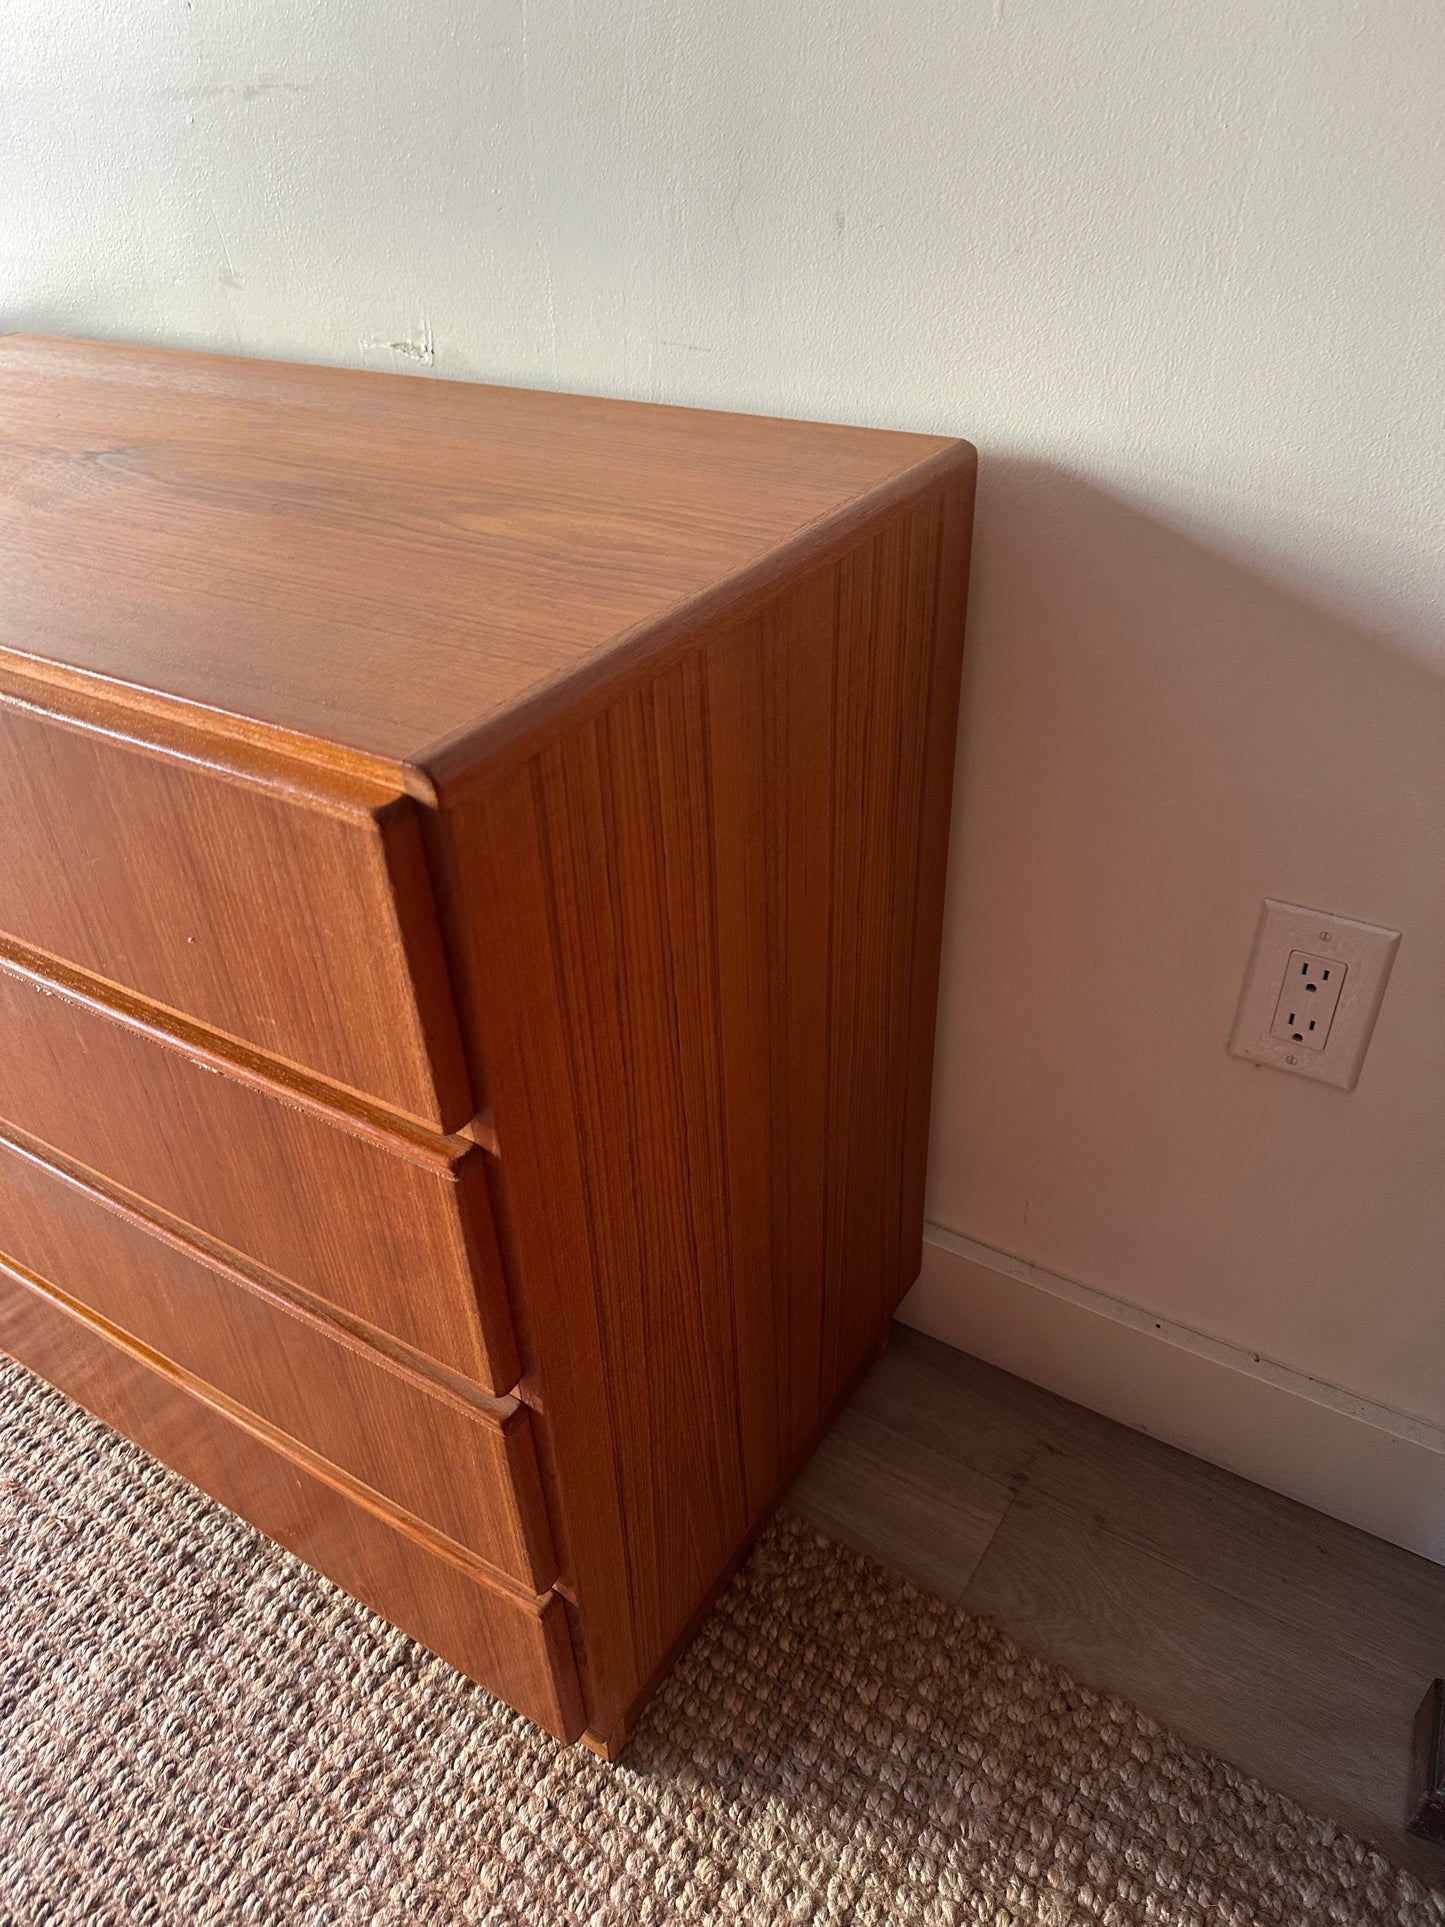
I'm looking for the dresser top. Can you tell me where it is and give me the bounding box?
[0,335,970,780]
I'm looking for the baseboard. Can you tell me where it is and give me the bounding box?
[899,1226,1445,1565]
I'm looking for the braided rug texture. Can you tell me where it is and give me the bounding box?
[0,1355,1440,1927]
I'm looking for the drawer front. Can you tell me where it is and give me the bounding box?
[0,682,470,1130]
[0,1260,585,1742]
[0,1124,555,1587]
[0,946,516,1391]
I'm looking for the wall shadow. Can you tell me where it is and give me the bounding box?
[928,454,1444,1518]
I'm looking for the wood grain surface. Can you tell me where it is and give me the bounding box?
[794,1324,1445,1886]
[0,1256,585,1741]
[441,474,974,1736]
[0,335,964,772]
[0,675,470,1128]
[0,942,515,1389]
[787,1400,1015,1602]
[0,1121,553,1585]
[0,338,975,1749]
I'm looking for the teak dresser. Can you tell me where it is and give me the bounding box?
[0,335,975,1751]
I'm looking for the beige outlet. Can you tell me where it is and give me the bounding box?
[1269,950,1347,1052]
[1229,899,1400,1090]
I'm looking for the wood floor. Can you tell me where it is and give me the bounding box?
[785,1322,1445,1887]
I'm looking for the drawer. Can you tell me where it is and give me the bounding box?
[0,1122,555,1588]
[0,944,516,1391]
[0,677,470,1130]
[0,1257,585,1742]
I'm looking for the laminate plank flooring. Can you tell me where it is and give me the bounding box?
[785,1322,1445,1886]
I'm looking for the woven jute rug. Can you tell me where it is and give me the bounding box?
[1,1356,1440,1926]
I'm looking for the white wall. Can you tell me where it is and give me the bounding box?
[5,0,1443,1548]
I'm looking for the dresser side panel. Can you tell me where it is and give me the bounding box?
[441,474,974,1735]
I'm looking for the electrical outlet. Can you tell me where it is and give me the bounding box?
[1269,951,1346,1051]
[1229,900,1400,1090]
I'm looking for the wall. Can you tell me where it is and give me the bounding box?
[5,0,1443,1552]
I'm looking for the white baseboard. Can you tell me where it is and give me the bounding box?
[899,1226,1445,1564]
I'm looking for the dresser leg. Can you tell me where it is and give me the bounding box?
[580,1723,628,1763]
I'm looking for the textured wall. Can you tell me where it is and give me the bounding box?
[5,0,1443,1484]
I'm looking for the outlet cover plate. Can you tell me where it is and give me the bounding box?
[1229,899,1400,1090]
